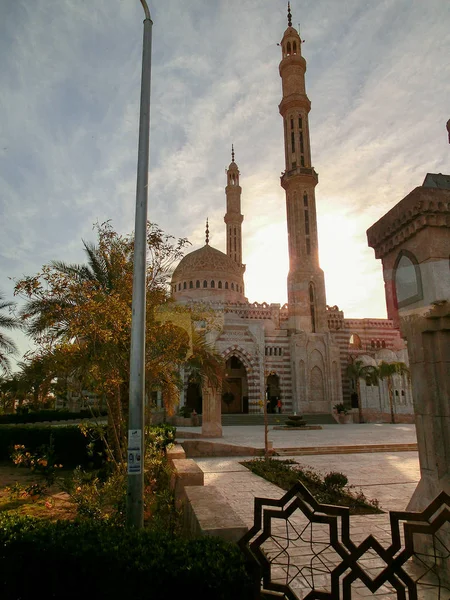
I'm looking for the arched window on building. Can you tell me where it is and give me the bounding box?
[225,282,229,289]
[371,340,375,348]
[231,283,235,290]
[189,281,193,289]
[203,280,207,288]
[211,280,215,288]
[196,280,200,288]
[349,334,362,349]
[183,282,187,289]
[394,250,423,308]
[218,281,222,289]
[286,41,291,56]
[382,340,386,348]
[178,283,181,291]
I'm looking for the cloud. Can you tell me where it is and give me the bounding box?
[1,0,449,364]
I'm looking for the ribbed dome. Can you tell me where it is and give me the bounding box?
[173,245,243,279]
[171,244,246,302]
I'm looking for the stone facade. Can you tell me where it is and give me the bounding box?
[367,153,450,583]
[171,8,412,421]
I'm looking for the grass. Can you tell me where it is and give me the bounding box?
[242,457,382,515]
[0,461,76,520]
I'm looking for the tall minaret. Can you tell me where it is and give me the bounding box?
[224,145,244,266]
[279,3,327,333]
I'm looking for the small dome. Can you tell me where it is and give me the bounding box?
[376,349,397,362]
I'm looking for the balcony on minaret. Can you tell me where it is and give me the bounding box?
[281,165,318,186]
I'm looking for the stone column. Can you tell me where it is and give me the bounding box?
[201,383,222,438]
[403,303,450,510]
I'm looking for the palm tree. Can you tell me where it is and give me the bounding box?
[0,292,20,374]
[345,359,379,423]
[378,361,409,424]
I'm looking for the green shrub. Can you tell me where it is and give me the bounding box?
[0,425,106,467]
[324,471,348,490]
[0,514,255,600]
[242,458,381,514]
[0,408,107,425]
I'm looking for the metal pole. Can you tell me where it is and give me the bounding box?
[127,0,153,529]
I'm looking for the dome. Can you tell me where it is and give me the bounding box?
[171,244,246,303]
[173,245,243,279]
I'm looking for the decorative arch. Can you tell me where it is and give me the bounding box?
[221,345,260,414]
[349,333,362,349]
[393,250,423,308]
[310,366,325,404]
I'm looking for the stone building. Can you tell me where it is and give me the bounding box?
[171,6,412,421]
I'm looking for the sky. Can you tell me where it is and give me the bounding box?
[1,0,449,364]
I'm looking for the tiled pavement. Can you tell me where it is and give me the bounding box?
[181,425,447,599]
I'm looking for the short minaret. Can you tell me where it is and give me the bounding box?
[279,3,327,332]
[224,145,244,266]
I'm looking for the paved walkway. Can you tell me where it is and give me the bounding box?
[178,422,418,449]
[177,424,444,599]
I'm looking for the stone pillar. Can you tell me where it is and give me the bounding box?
[403,303,450,510]
[201,383,222,438]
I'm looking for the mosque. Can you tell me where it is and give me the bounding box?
[170,5,413,422]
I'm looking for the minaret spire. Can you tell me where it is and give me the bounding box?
[205,218,209,245]
[231,143,235,162]
[287,2,292,27]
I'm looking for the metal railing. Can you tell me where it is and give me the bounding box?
[240,481,450,599]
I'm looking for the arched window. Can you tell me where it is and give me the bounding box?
[382,340,386,348]
[178,283,181,291]
[349,334,362,349]
[286,41,291,55]
[309,283,316,333]
[231,283,235,290]
[211,280,215,288]
[371,340,375,348]
[394,250,423,308]
[376,340,381,348]
[395,390,399,396]
[183,282,187,289]
[218,281,222,289]
[203,280,207,288]
[225,282,229,289]
[293,41,297,54]
[196,280,200,288]
[189,281,193,289]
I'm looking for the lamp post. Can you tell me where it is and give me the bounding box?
[127,0,153,529]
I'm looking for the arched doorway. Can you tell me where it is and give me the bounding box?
[185,381,202,414]
[266,372,281,414]
[222,356,249,414]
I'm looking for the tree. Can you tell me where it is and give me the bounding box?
[345,359,379,424]
[14,221,221,461]
[0,291,20,374]
[378,361,409,424]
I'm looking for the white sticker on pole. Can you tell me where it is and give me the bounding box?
[127,429,142,475]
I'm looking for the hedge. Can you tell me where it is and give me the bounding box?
[0,424,176,467]
[0,408,108,425]
[0,424,106,467]
[0,514,255,600]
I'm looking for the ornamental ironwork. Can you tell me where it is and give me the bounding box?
[239,481,450,599]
